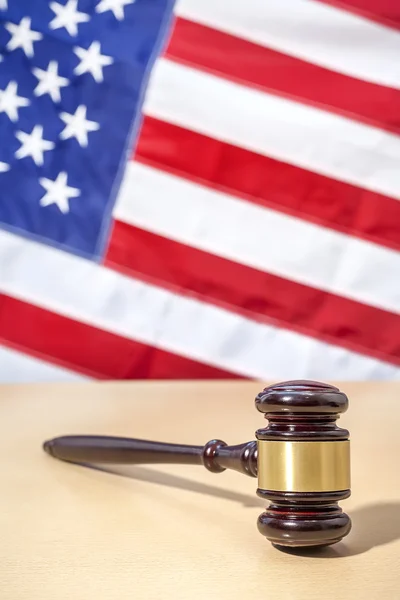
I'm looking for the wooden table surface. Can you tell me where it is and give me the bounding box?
[1,380,399,599]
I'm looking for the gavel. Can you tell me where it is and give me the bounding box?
[43,379,351,549]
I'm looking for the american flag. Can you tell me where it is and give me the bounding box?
[0,0,399,383]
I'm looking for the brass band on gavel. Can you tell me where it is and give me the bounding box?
[257,440,351,493]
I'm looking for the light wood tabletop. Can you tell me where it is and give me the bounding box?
[1,380,399,600]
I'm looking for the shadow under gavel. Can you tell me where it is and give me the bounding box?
[43,380,351,550]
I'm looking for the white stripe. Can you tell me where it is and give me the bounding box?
[0,345,88,383]
[175,0,400,89]
[144,59,400,201]
[0,230,398,381]
[115,162,400,315]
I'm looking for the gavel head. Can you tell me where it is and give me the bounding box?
[255,380,351,549]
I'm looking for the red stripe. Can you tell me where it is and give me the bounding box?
[0,293,242,380]
[165,17,400,135]
[134,117,400,253]
[317,0,400,30]
[105,221,400,367]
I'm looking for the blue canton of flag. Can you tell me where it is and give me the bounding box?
[0,0,175,259]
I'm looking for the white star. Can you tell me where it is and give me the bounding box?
[15,125,55,166]
[59,105,100,147]
[5,17,43,58]
[73,41,113,83]
[49,0,90,37]
[39,172,80,214]
[95,0,135,20]
[0,81,30,122]
[0,162,10,172]
[33,61,69,103]
[0,0,7,11]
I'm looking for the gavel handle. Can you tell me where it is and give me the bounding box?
[43,435,258,478]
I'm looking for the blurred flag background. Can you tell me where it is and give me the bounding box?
[0,0,399,383]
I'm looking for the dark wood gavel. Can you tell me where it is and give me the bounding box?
[43,380,351,549]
